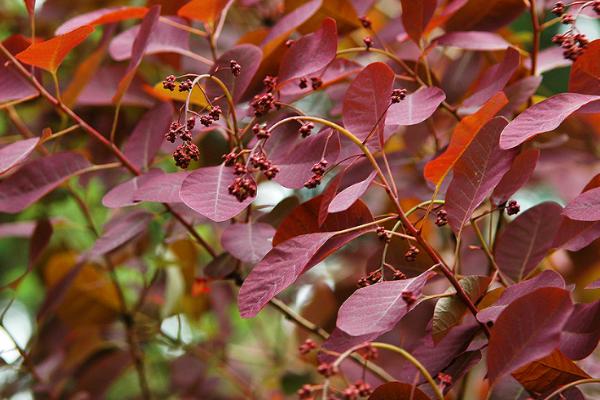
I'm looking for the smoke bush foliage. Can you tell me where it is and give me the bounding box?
[1,0,600,398]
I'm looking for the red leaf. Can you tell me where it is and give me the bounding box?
[386,87,446,126]
[113,5,161,104]
[0,138,39,175]
[494,202,563,282]
[336,272,435,336]
[400,0,437,44]
[278,18,337,83]
[460,47,520,113]
[434,31,510,51]
[445,117,516,233]
[499,93,600,149]
[563,187,600,222]
[343,62,395,144]
[122,102,173,170]
[487,287,573,383]
[492,148,539,204]
[55,6,149,35]
[559,300,600,360]
[569,39,600,96]
[177,0,231,25]
[445,0,525,32]
[180,164,255,222]
[91,211,153,256]
[0,152,91,213]
[221,223,275,264]
[1,35,38,102]
[369,382,431,400]
[424,92,508,185]
[16,25,95,73]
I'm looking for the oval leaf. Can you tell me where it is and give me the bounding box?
[180,164,255,222]
[400,0,437,44]
[386,87,446,126]
[0,138,39,175]
[487,287,573,383]
[494,202,563,282]
[563,187,600,222]
[435,31,510,51]
[55,6,148,35]
[221,223,275,264]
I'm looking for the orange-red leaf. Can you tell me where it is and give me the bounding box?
[424,92,508,185]
[55,7,149,35]
[177,0,230,25]
[15,25,94,73]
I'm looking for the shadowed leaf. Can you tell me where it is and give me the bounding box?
[221,223,275,264]
[492,148,539,204]
[400,0,437,44]
[0,138,39,175]
[369,382,431,400]
[563,187,600,222]
[559,300,600,360]
[434,31,510,50]
[90,211,153,256]
[569,39,600,96]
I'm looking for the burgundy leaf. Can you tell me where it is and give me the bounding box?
[55,6,148,35]
[500,76,543,118]
[494,202,563,282]
[487,287,573,383]
[445,117,516,233]
[29,219,53,268]
[206,44,262,109]
[400,0,437,44]
[109,17,191,61]
[328,171,376,213]
[560,300,600,360]
[434,31,510,50]
[492,148,539,204]
[369,382,431,400]
[180,164,255,222]
[221,222,275,264]
[259,0,322,48]
[562,187,600,222]
[336,272,435,336]
[238,232,337,317]
[0,152,90,213]
[386,87,446,126]
[24,0,35,16]
[319,328,379,363]
[278,18,337,83]
[568,39,600,96]
[113,5,161,104]
[0,138,39,175]
[77,65,154,107]
[272,129,340,189]
[343,62,395,144]
[477,270,566,324]
[134,171,189,203]
[90,211,153,256]
[499,93,600,149]
[204,253,237,279]
[102,169,163,208]
[123,102,173,169]
[0,35,38,103]
[460,47,520,113]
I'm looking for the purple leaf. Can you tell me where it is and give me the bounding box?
[260,0,322,48]
[109,17,191,61]
[278,18,337,83]
[554,219,600,252]
[205,44,262,109]
[445,117,516,233]
[492,148,539,204]
[272,129,340,189]
[328,171,376,213]
[77,65,154,107]
[386,87,446,126]
[527,46,572,75]
[460,47,520,113]
[0,138,39,175]
[133,171,189,203]
[560,300,600,360]
[563,187,600,222]
[500,76,543,118]
[487,287,573,383]
[29,219,52,268]
[477,270,566,324]
[238,232,337,317]
[180,164,255,222]
[102,169,163,208]
[343,62,395,144]
[123,102,173,170]
[434,31,510,51]
[319,328,379,363]
[221,222,275,264]
[499,93,600,149]
[0,35,38,103]
[113,5,161,104]
[0,152,91,213]
[91,211,153,256]
[400,0,436,44]
[336,272,435,336]
[494,202,563,282]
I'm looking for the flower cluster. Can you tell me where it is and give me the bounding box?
[304,159,328,188]
[358,269,382,287]
[435,209,448,227]
[550,1,595,60]
[376,226,391,243]
[506,199,521,216]
[404,245,420,262]
[391,88,407,103]
[228,176,257,202]
[299,122,315,138]
[298,338,317,355]
[250,152,279,180]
